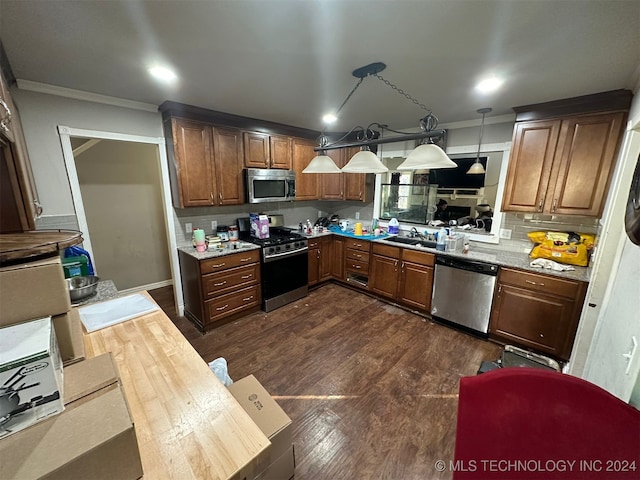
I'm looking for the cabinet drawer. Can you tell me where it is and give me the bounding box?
[345,239,370,252]
[308,238,321,248]
[202,264,260,298]
[499,267,582,299]
[346,259,369,273]
[401,249,435,267]
[346,248,370,263]
[200,250,260,274]
[204,284,260,325]
[371,243,400,259]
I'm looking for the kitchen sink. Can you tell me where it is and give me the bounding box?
[385,236,438,249]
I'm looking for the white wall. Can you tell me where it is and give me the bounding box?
[11,88,163,217]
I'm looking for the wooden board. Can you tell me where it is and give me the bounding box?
[0,229,83,263]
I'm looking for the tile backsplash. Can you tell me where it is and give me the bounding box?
[501,213,600,242]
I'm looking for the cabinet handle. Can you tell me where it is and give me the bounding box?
[401,261,405,271]
[214,281,227,286]
[0,98,12,133]
[355,254,362,258]
[498,285,502,294]
[354,265,361,269]
[525,280,545,286]
[241,275,252,279]
[552,198,558,212]
[243,296,254,302]
[210,192,214,203]
[33,200,43,217]
[538,199,543,212]
[317,251,320,259]
[211,262,226,268]
[240,257,252,262]
[219,192,223,201]
[216,304,229,311]
[539,333,544,338]
[359,192,362,200]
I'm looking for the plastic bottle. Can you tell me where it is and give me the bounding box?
[388,218,400,234]
[436,227,447,251]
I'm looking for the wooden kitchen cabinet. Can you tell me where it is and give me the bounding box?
[502,100,627,217]
[331,235,345,281]
[308,236,332,286]
[0,69,41,233]
[369,243,434,312]
[166,118,244,208]
[343,146,371,202]
[292,137,319,200]
[320,149,345,200]
[243,131,292,169]
[178,249,261,332]
[489,267,588,361]
[344,238,370,289]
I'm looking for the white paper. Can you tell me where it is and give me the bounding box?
[79,294,159,332]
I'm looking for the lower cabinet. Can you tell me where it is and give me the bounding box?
[344,238,371,289]
[179,249,261,332]
[489,267,588,361]
[369,244,435,312]
[331,236,345,281]
[308,236,332,286]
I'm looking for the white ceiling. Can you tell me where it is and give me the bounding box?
[1,0,639,131]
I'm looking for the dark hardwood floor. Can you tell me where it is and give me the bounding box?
[149,283,502,480]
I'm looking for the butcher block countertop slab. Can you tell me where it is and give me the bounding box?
[83,292,270,480]
[0,229,83,263]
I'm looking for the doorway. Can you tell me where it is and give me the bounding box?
[58,126,183,312]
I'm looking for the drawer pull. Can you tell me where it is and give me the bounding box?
[242,296,254,302]
[211,262,226,268]
[240,257,252,262]
[539,333,544,338]
[241,275,252,279]
[354,265,361,269]
[355,254,362,258]
[538,199,543,212]
[214,281,227,286]
[525,280,545,286]
[216,304,229,311]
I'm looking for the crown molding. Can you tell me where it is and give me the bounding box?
[16,79,159,112]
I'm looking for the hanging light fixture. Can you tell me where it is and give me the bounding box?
[304,62,453,174]
[467,108,491,174]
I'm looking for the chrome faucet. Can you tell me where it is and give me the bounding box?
[409,227,420,238]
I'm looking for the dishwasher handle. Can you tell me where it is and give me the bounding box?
[435,255,499,276]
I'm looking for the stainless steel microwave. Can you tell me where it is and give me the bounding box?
[245,168,296,204]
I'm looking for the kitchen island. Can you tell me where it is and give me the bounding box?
[83,292,270,480]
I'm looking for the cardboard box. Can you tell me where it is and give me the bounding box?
[0,353,144,480]
[0,256,71,327]
[52,307,86,366]
[254,445,295,480]
[228,375,293,479]
[0,316,64,439]
[250,213,270,239]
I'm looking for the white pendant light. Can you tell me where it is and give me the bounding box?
[467,108,491,175]
[397,143,456,170]
[342,148,388,173]
[302,154,342,173]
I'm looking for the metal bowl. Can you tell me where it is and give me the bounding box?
[66,275,99,301]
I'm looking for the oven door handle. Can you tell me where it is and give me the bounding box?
[263,247,308,263]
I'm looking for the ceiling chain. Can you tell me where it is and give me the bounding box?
[373,73,432,113]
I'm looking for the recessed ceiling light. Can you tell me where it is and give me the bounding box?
[475,76,503,94]
[322,113,337,124]
[148,65,177,82]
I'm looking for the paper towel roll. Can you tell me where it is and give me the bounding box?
[193,229,205,242]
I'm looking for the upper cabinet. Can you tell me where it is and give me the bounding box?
[0,68,41,233]
[502,90,631,217]
[292,137,319,201]
[243,131,292,170]
[166,117,243,208]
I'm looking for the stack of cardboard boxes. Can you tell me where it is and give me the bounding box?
[0,254,143,479]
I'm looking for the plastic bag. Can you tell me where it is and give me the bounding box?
[527,231,595,267]
[64,246,95,275]
[208,357,233,386]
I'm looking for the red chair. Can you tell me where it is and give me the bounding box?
[453,367,640,480]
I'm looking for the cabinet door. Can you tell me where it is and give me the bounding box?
[319,236,333,281]
[548,112,626,216]
[502,120,561,213]
[344,147,368,201]
[1,140,29,232]
[213,127,244,205]
[320,149,345,200]
[398,261,434,312]
[331,236,345,281]
[308,246,320,285]
[292,137,319,200]
[270,135,292,169]
[243,132,269,168]
[490,283,577,360]
[172,118,216,207]
[369,254,400,299]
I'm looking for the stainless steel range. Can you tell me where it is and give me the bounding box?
[237,219,309,312]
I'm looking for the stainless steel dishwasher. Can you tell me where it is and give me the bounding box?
[430,255,498,334]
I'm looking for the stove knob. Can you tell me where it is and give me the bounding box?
[285,243,291,249]
[276,246,282,252]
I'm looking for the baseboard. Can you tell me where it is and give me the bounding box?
[119,279,173,296]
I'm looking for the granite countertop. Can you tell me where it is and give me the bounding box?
[71,279,119,307]
[178,241,260,260]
